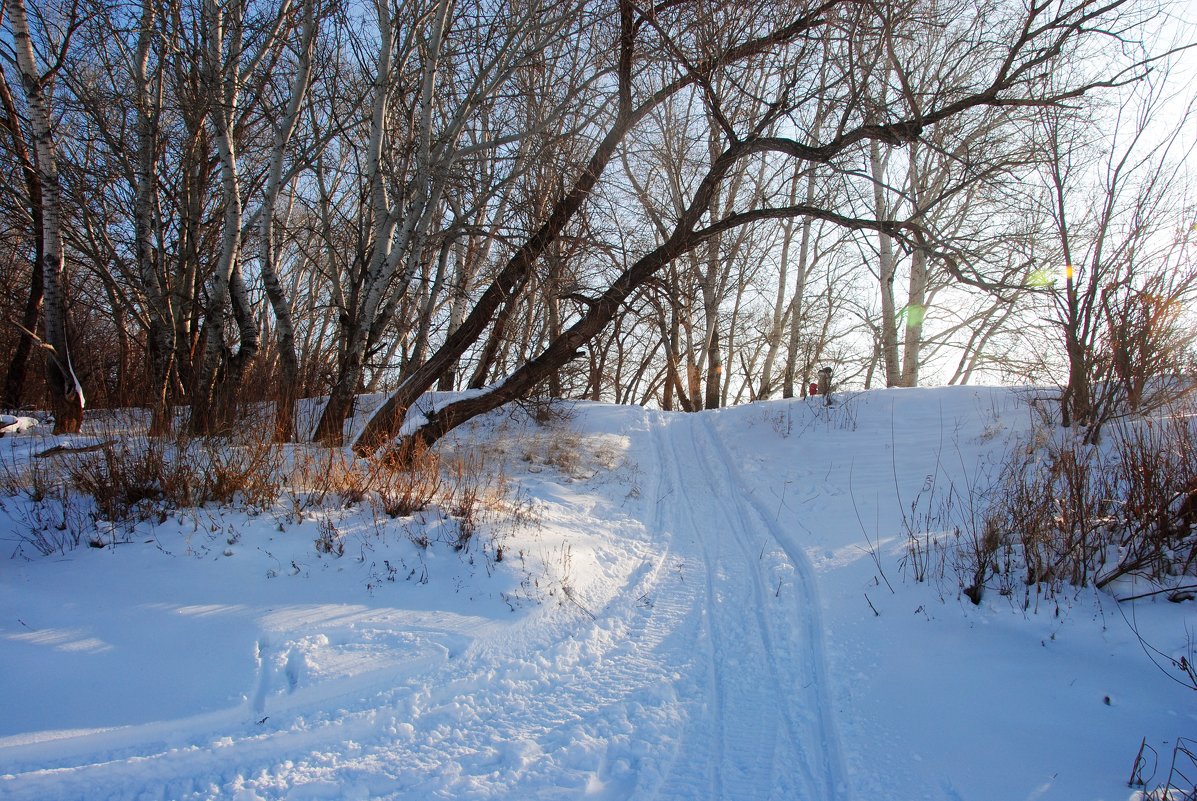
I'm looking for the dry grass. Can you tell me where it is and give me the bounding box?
[0,413,501,557]
[904,401,1197,604]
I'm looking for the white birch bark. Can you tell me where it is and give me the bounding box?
[259,0,317,440]
[870,138,902,387]
[7,0,84,432]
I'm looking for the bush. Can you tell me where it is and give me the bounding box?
[0,410,503,559]
[906,403,1197,603]
[64,433,285,522]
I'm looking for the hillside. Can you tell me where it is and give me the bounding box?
[0,386,1191,800]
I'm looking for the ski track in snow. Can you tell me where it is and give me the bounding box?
[1,408,847,801]
[696,414,849,801]
[5,390,1191,801]
[649,412,847,801]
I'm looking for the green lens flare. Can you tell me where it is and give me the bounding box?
[900,304,927,327]
[1027,268,1056,288]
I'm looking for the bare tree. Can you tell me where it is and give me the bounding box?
[256,0,318,441]
[357,0,1149,459]
[359,0,1153,454]
[188,0,304,434]
[0,47,43,409]
[308,0,587,445]
[356,0,853,453]
[4,0,85,432]
[1036,67,1196,440]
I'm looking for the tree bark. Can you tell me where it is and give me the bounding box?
[0,62,43,410]
[9,0,84,433]
[870,138,902,388]
[758,174,800,400]
[259,0,317,441]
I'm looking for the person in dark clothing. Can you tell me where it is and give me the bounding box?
[817,367,832,406]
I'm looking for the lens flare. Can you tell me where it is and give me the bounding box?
[1027,268,1056,288]
[900,304,927,327]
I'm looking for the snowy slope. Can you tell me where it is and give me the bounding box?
[0,387,1191,801]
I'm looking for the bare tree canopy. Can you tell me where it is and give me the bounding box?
[0,0,1191,447]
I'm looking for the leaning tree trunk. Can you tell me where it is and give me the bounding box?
[354,0,860,454]
[312,0,451,445]
[9,0,84,432]
[353,3,643,453]
[376,134,761,458]
[391,234,699,458]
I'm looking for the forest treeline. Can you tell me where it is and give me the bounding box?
[1,0,1193,454]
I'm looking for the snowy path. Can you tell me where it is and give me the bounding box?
[0,407,849,801]
[647,411,847,801]
[4,391,1191,800]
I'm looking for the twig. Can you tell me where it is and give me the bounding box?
[562,585,596,620]
[1115,583,1197,603]
[34,440,116,458]
[1117,597,1197,691]
[849,459,894,593]
[1128,736,1154,787]
[864,592,880,617]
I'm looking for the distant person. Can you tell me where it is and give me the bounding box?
[817,366,832,406]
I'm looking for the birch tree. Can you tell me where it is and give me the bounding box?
[256,0,318,441]
[188,0,307,434]
[309,0,587,445]
[0,47,43,409]
[4,0,85,433]
[62,0,178,432]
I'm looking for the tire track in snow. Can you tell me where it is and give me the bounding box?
[3,472,691,800]
[380,427,701,797]
[341,407,707,798]
[1,407,847,801]
[697,413,850,801]
[4,412,706,801]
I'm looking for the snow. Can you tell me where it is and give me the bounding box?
[0,387,1192,801]
[0,414,40,436]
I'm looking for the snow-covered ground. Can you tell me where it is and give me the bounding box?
[0,387,1191,800]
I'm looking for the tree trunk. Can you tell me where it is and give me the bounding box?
[0,64,43,410]
[759,175,800,400]
[190,0,247,435]
[130,0,176,435]
[259,0,316,441]
[781,186,815,399]
[870,139,901,388]
[354,3,647,453]
[437,241,473,391]
[9,0,84,433]
[313,323,368,444]
[900,245,928,387]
